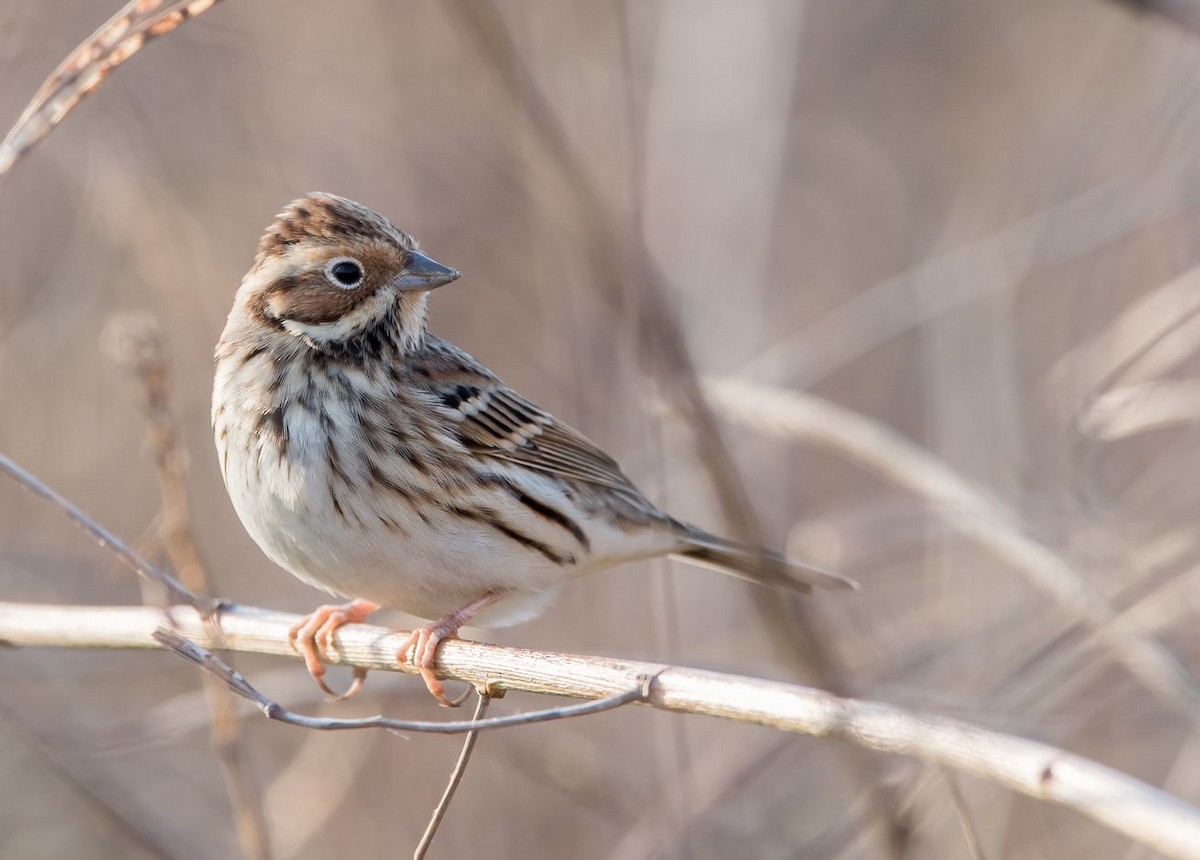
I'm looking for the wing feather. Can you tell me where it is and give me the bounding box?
[409,337,645,499]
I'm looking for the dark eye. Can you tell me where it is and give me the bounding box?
[324,257,364,289]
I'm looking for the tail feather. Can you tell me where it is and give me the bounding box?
[671,528,858,593]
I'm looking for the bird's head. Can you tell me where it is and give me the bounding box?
[233,193,459,355]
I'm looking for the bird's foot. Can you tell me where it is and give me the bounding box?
[288,599,381,700]
[397,591,504,707]
[395,622,460,707]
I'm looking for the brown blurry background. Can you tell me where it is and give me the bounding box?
[4,1,1200,857]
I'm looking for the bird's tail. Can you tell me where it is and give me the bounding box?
[671,525,858,593]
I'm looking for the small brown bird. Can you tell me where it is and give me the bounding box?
[213,193,854,705]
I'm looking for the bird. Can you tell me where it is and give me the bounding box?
[213,192,856,706]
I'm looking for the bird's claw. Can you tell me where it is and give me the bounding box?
[288,599,380,700]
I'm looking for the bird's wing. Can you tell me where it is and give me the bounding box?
[408,338,646,498]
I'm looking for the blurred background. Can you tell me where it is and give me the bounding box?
[3,0,1200,857]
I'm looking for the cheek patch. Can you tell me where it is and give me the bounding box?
[282,289,395,344]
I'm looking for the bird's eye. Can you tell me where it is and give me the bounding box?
[324,257,364,289]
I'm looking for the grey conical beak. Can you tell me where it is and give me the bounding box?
[395,250,460,290]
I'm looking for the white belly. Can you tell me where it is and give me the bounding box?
[216,406,670,626]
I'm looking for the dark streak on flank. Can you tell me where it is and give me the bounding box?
[478,474,590,550]
[377,512,409,536]
[450,505,574,566]
[325,437,351,485]
[368,461,416,503]
[255,407,288,460]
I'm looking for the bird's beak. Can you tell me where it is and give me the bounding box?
[395,250,461,291]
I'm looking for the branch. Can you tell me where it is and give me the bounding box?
[0,0,226,183]
[2,602,1200,859]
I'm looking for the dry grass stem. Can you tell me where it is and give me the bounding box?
[105,311,271,860]
[1045,263,1200,407]
[0,0,224,182]
[703,377,1200,721]
[1078,380,1200,440]
[941,768,987,860]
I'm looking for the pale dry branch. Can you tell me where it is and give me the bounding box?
[0,0,225,182]
[703,377,1200,723]
[1078,380,1200,440]
[2,602,1200,859]
[1044,262,1200,409]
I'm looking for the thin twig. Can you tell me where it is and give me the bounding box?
[3,602,1200,859]
[153,626,649,734]
[413,692,491,860]
[0,0,226,182]
[105,312,271,860]
[941,768,987,860]
[0,451,211,613]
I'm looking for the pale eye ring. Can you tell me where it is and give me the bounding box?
[324,256,364,289]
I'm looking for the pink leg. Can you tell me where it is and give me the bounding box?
[396,591,505,707]
[288,599,381,700]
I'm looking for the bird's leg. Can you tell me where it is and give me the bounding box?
[288,599,381,700]
[396,591,505,707]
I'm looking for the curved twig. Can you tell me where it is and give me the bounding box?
[0,452,211,613]
[153,627,650,735]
